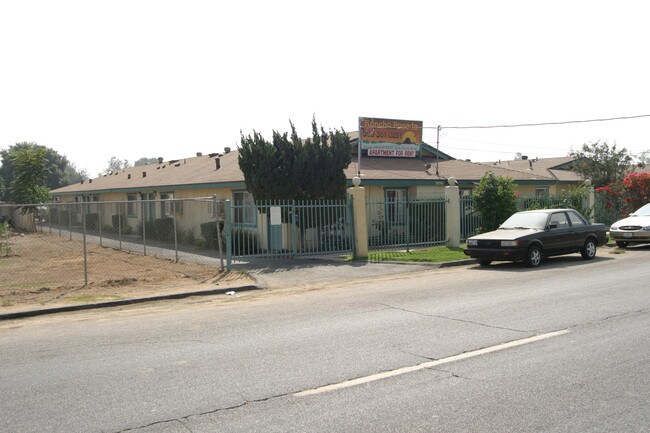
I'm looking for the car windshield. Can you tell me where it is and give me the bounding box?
[499,212,548,229]
[631,203,650,216]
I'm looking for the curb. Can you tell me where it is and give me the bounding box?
[0,285,260,321]
[1,258,477,321]
[356,258,477,268]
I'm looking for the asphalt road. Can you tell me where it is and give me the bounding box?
[1,246,649,432]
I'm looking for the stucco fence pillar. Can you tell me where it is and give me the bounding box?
[445,177,461,248]
[347,177,368,258]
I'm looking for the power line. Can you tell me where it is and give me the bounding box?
[425,114,650,130]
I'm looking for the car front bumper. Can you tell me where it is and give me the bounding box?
[463,247,527,262]
[610,230,650,243]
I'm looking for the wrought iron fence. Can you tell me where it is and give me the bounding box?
[460,196,481,241]
[224,199,354,263]
[366,196,447,251]
[593,193,623,227]
[459,192,593,240]
[516,195,587,212]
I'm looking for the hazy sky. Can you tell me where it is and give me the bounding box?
[2,0,649,177]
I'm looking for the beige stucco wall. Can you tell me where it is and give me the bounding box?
[514,182,578,197]
[51,187,239,241]
[414,185,445,198]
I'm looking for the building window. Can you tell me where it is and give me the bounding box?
[160,192,181,217]
[127,194,137,217]
[535,187,549,197]
[385,188,407,225]
[233,191,256,225]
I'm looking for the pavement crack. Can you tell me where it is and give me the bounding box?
[571,307,650,329]
[432,367,472,381]
[375,302,527,334]
[399,348,439,361]
[113,392,291,433]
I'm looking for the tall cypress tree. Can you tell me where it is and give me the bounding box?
[238,117,351,202]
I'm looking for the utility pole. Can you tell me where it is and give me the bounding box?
[358,117,362,177]
[436,125,441,176]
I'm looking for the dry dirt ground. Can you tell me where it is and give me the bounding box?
[0,231,254,314]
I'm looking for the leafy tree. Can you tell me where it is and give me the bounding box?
[134,157,159,166]
[64,162,87,184]
[569,140,633,187]
[472,172,518,232]
[101,156,131,175]
[0,142,85,201]
[238,117,352,202]
[636,150,649,168]
[10,146,51,208]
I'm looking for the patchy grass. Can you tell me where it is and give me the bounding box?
[365,245,468,263]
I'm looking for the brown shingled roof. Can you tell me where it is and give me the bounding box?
[53,151,575,196]
[52,151,243,194]
[346,156,555,182]
[476,156,583,182]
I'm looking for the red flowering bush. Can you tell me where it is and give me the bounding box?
[622,172,650,211]
[596,173,650,218]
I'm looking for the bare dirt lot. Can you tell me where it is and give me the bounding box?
[0,231,253,314]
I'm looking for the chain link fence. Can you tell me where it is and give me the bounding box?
[1,199,227,292]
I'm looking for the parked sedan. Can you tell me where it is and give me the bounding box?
[464,209,607,267]
[609,203,650,248]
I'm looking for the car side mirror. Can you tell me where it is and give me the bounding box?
[548,223,558,230]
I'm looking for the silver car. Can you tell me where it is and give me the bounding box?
[609,203,650,248]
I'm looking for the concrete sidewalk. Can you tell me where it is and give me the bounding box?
[1,258,475,321]
[238,257,475,290]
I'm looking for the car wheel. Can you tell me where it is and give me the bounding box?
[615,241,628,248]
[525,245,542,268]
[581,238,597,260]
[479,260,492,267]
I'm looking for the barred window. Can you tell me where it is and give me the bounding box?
[233,191,256,225]
[535,187,549,197]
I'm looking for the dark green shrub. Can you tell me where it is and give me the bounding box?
[200,221,223,249]
[85,213,99,230]
[142,217,174,242]
[112,214,127,231]
[472,172,517,232]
